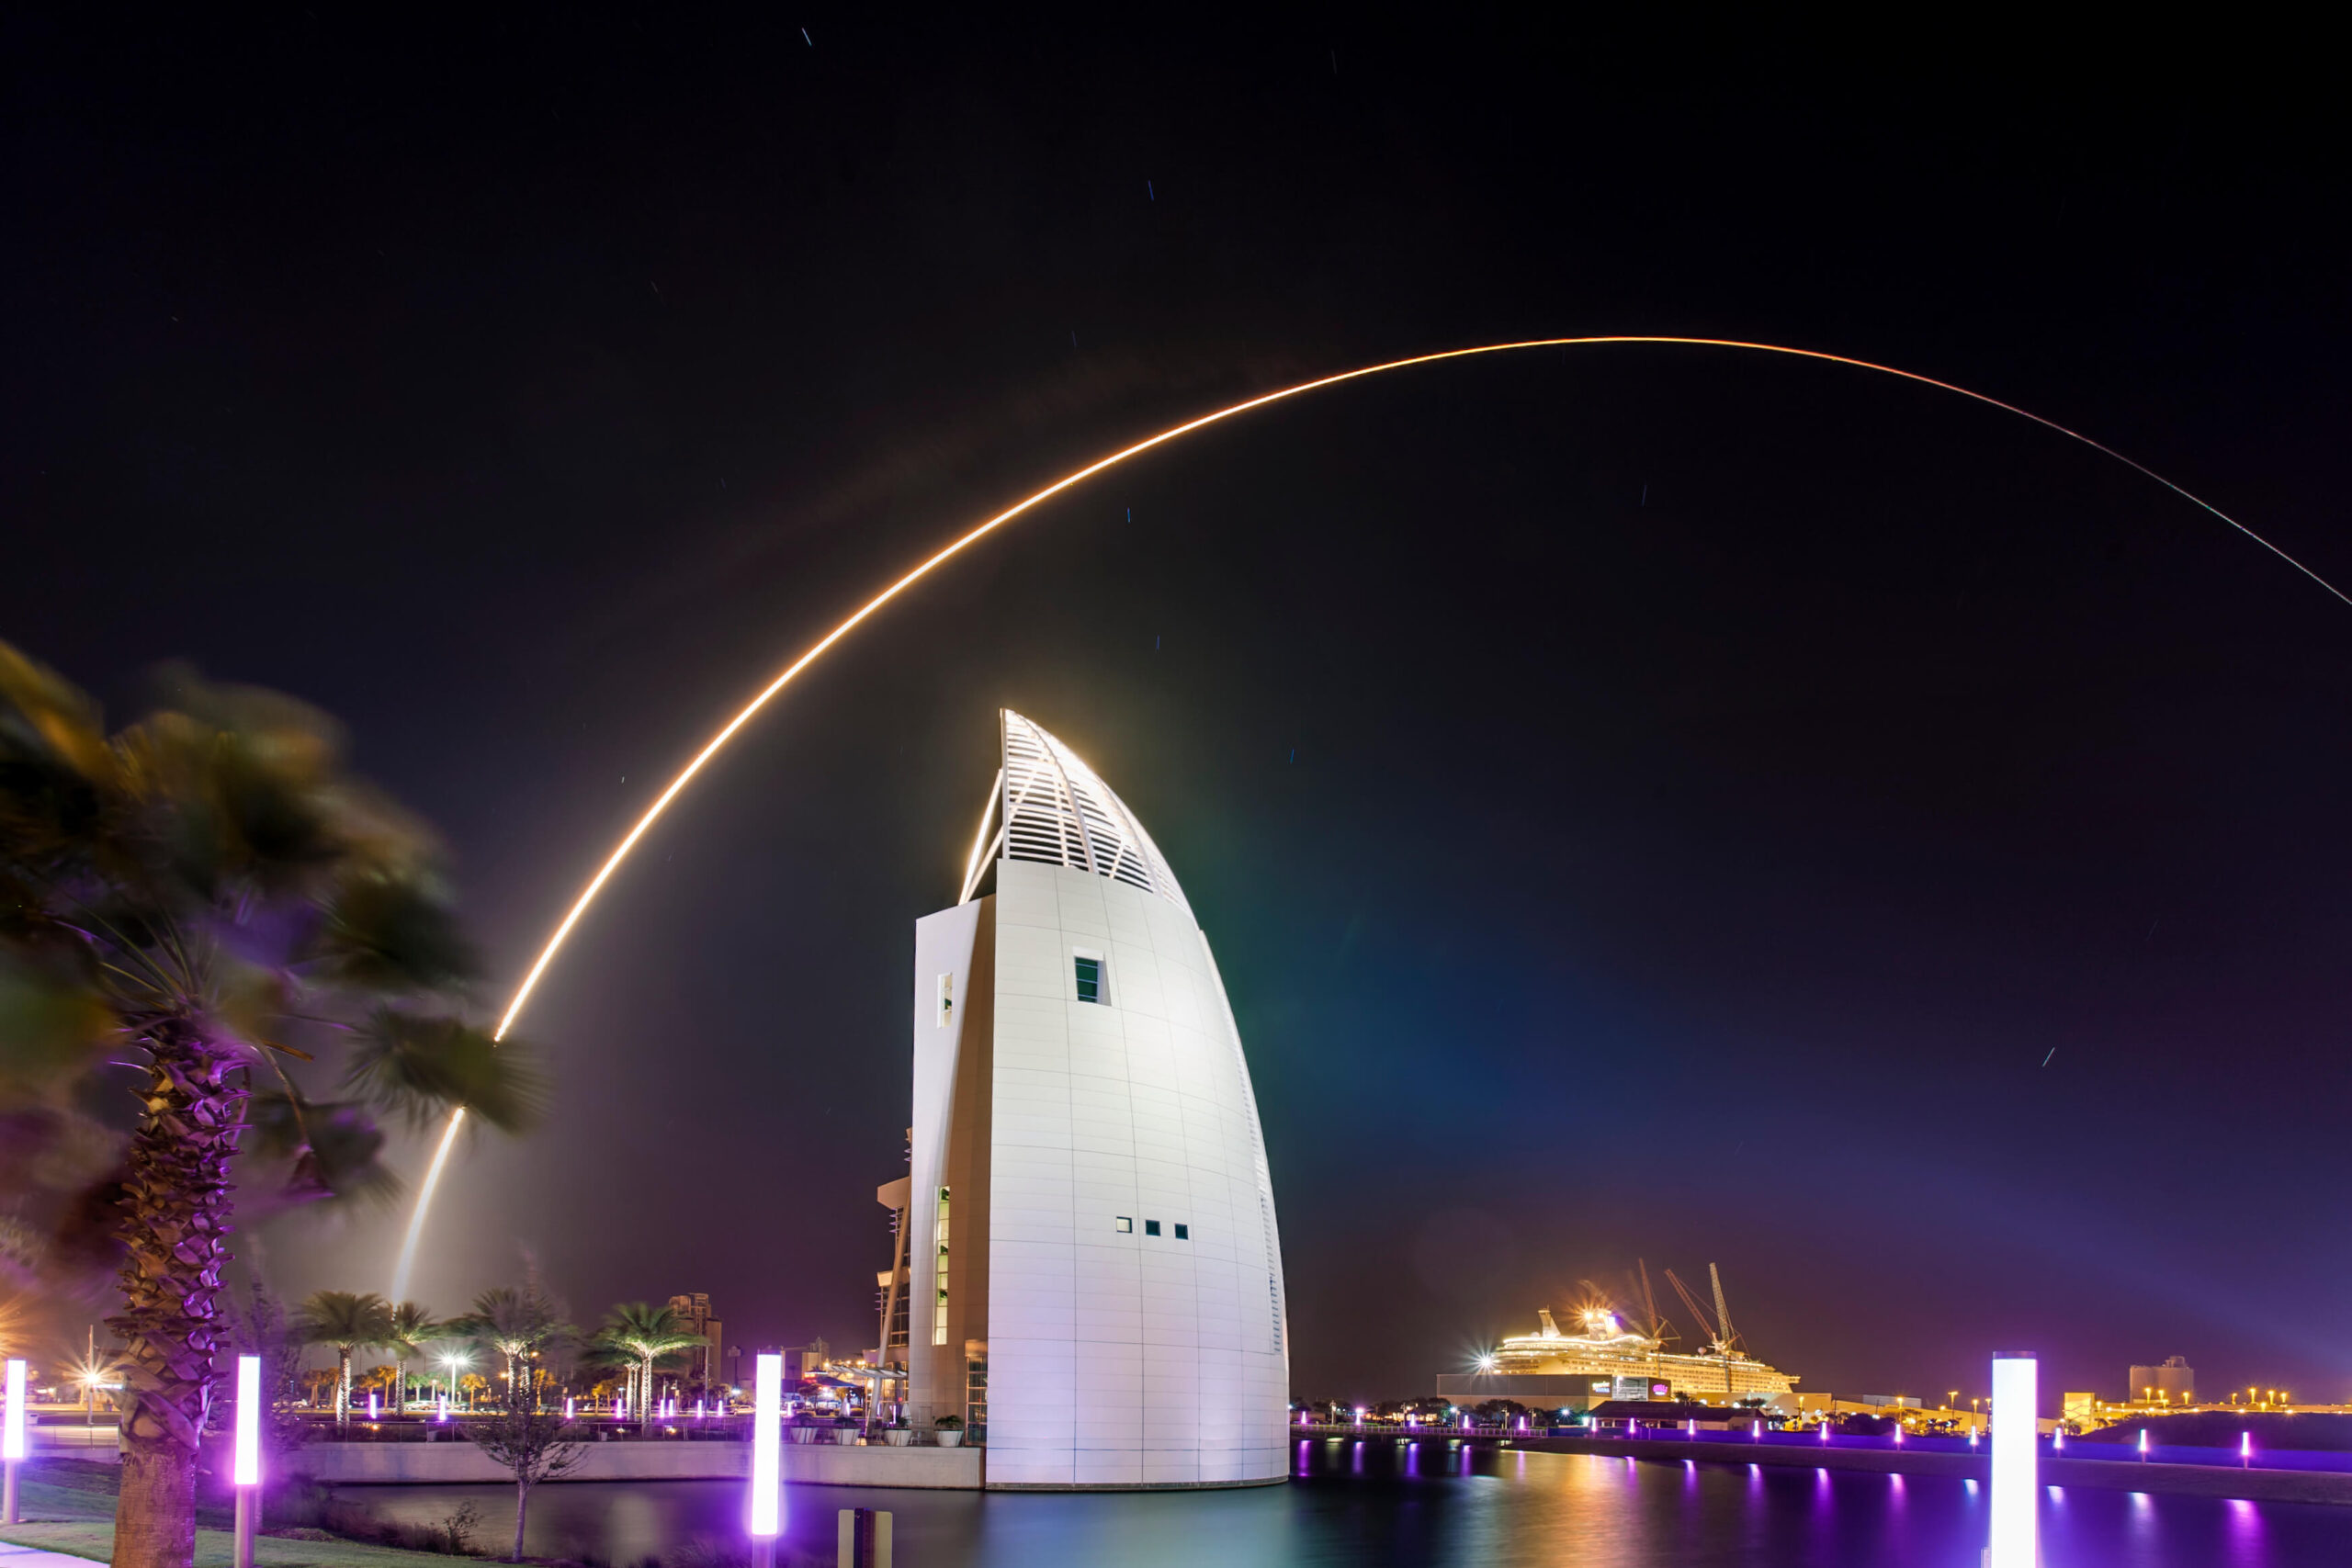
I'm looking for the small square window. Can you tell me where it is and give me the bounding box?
[1074,954,1102,1003]
[1114,1216,1132,1234]
[1174,1224,1190,1241]
[1144,1220,1161,1236]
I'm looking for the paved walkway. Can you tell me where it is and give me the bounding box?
[0,1540,101,1568]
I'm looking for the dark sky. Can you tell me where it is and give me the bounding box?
[6,14,2347,1411]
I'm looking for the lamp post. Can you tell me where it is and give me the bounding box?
[4,1358,27,1525]
[749,1353,782,1568]
[1989,1353,2037,1568]
[233,1355,262,1568]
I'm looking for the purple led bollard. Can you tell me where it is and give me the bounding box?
[4,1359,27,1525]
[233,1357,261,1568]
[748,1354,783,1568]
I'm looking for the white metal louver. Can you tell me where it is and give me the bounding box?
[956,710,1193,916]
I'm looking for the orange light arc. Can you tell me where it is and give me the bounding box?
[386,334,2347,1301]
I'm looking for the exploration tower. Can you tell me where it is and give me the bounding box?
[891,710,1289,1488]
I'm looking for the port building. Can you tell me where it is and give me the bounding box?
[2128,1357,2196,1404]
[882,711,1290,1488]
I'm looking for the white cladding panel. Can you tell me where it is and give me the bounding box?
[984,857,1288,1485]
[907,900,985,1417]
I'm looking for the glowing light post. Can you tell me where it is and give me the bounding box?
[2241,1431,2252,1469]
[1989,1353,2038,1568]
[749,1353,783,1568]
[4,1358,26,1526]
[233,1355,262,1568]
[2139,1427,2149,1461]
[565,1396,575,1420]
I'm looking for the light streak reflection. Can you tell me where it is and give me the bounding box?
[390,336,2347,1298]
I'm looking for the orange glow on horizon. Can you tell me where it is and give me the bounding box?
[388,334,2348,1300]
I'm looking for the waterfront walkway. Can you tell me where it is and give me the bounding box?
[0,1540,98,1568]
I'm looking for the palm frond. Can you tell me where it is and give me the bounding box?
[345,1010,547,1133]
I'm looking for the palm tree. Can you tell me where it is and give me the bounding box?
[594,1303,707,1429]
[383,1301,440,1415]
[0,645,546,1568]
[298,1291,393,1425]
[450,1285,571,1411]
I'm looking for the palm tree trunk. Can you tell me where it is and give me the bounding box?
[639,1354,653,1431]
[107,1023,247,1568]
[339,1347,352,1424]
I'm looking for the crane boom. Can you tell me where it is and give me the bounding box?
[1663,1269,1717,1346]
[1710,1263,1736,1353]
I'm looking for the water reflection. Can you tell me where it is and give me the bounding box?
[337,1441,2352,1567]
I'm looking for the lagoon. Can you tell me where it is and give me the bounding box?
[336,1438,2352,1566]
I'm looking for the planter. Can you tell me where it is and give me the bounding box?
[936,1429,964,1448]
[884,1429,912,1446]
[787,1427,816,1444]
[832,1429,862,1446]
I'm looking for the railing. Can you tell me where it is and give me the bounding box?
[1289,1420,2352,1474]
[279,1415,974,1448]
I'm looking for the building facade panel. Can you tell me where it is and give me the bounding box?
[906,712,1286,1488]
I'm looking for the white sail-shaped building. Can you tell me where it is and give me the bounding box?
[893,710,1289,1488]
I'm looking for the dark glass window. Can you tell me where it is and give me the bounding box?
[1145,1220,1161,1236]
[1074,955,1102,1003]
[1175,1224,1190,1241]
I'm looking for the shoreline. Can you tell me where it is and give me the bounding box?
[1460,1434,2352,1506]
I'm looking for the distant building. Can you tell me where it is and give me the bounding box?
[1858,1394,1922,1409]
[2062,1392,2098,1426]
[1588,1401,1758,1430]
[664,1292,724,1393]
[2129,1357,2194,1404]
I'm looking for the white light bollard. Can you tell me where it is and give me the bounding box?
[1988,1352,2038,1568]
[233,1355,263,1568]
[4,1357,28,1525]
[748,1353,783,1568]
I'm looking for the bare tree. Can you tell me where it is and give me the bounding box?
[462,1406,585,1562]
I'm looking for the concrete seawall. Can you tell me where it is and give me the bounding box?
[290,1440,983,1491]
[1466,1435,2352,1506]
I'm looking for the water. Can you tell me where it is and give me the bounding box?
[337,1439,2352,1566]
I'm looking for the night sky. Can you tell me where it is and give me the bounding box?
[6,15,2347,1413]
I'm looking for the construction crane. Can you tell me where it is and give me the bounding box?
[1637,1258,1672,1344]
[1710,1264,1737,1359]
[1665,1266,1743,1396]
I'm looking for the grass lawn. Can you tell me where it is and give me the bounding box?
[0,1520,463,1568]
[1,1462,461,1568]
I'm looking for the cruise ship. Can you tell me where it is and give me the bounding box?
[1434,1305,1798,1408]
